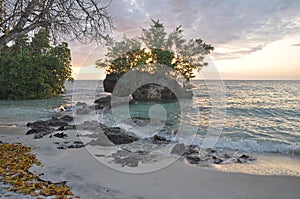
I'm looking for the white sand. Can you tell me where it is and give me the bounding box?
[1,129,300,199]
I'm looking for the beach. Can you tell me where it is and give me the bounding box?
[1,125,300,199]
[1,0,300,198]
[1,80,300,198]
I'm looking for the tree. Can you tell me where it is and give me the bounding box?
[0,29,73,100]
[0,0,112,47]
[96,20,214,82]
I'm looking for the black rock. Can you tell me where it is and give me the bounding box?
[103,127,139,145]
[76,108,91,115]
[208,148,217,154]
[184,145,200,155]
[89,105,103,110]
[74,141,84,145]
[26,126,54,136]
[60,115,74,122]
[76,121,103,131]
[68,141,85,148]
[94,95,111,107]
[223,153,231,159]
[238,154,256,162]
[26,120,49,128]
[212,156,223,164]
[103,72,125,93]
[33,134,44,139]
[153,134,168,142]
[75,102,88,108]
[57,146,66,150]
[132,83,193,101]
[236,158,246,164]
[48,117,68,127]
[239,154,250,159]
[186,154,201,164]
[53,132,68,139]
[57,125,76,131]
[95,154,106,157]
[171,143,186,155]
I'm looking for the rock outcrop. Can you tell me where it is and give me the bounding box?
[103,72,193,101]
[103,72,125,93]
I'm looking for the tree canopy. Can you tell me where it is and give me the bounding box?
[96,20,214,82]
[0,29,73,100]
[0,0,112,47]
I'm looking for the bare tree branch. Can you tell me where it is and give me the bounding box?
[0,0,112,47]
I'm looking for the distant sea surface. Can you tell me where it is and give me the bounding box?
[0,80,299,155]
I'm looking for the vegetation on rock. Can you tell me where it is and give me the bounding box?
[96,19,214,82]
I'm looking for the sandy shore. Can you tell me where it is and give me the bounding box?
[1,127,300,199]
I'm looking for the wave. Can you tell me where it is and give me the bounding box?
[190,136,300,155]
[226,107,299,118]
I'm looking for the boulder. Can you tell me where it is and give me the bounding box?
[103,127,139,145]
[151,133,173,144]
[68,141,85,149]
[26,126,54,135]
[186,154,201,164]
[26,119,55,138]
[171,143,186,155]
[26,116,74,139]
[94,95,111,107]
[76,121,103,132]
[57,125,76,131]
[27,120,49,128]
[60,115,74,122]
[103,72,193,101]
[48,117,68,127]
[57,141,85,150]
[103,72,125,93]
[132,83,192,101]
[87,136,114,147]
[212,156,224,164]
[75,102,88,108]
[76,108,91,115]
[53,132,68,139]
[132,83,173,101]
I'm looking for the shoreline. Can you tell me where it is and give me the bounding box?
[1,127,300,198]
[2,123,300,177]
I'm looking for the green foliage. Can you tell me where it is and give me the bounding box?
[96,19,214,81]
[0,29,73,100]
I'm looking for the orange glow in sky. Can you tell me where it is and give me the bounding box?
[71,34,300,80]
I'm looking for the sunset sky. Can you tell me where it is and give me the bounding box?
[71,0,300,80]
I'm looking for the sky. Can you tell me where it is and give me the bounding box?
[71,0,300,80]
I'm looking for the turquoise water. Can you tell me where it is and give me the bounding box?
[0,80,299,154]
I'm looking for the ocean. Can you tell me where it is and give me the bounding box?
[0,80,299,154]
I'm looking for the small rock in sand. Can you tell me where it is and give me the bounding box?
[171,143,186,155]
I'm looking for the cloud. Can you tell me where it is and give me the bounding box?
[291,43,300,47]
[107,0,300,59]
[212,45,264,60]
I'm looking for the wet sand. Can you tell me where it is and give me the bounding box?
[1,129,300,199]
